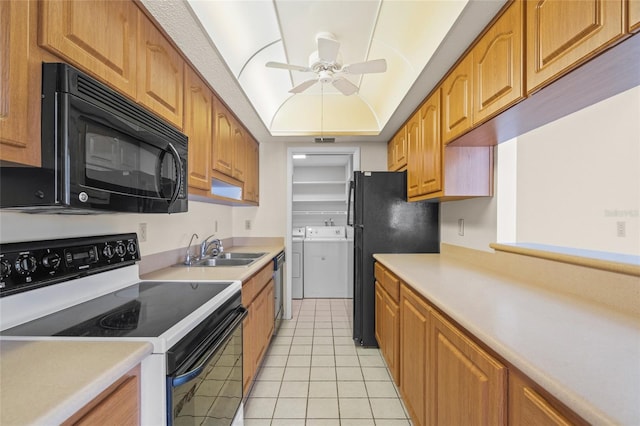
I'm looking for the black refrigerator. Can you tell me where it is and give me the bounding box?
[348,171,439,347]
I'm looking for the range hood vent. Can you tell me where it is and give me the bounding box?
[314,137,336,143]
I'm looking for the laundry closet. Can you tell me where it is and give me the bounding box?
[291,155,354,299]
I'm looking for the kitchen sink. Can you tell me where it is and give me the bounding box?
[215,252,267,259]
[193,257,256,267]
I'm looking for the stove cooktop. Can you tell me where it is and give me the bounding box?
[1,281,234,338]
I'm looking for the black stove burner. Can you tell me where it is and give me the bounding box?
[2,281,234,338]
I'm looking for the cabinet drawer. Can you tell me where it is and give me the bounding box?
[374,262,385,283]
[382,270,400,303]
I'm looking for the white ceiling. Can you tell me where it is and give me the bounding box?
[139,0,507,144]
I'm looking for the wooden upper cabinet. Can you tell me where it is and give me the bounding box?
[405,112,422,198]
[39,0,138,98]
[244,137,259,203]
[212,98,234,177]
[418,91,442,197]
[630,0,640,32]
[431,310,507,426]
[0,0,38,166]
[526,0,625,94]
[232,122,246,182]
[472,0,524,125]
[388,129,408,171]
[442,54,473,144]
[136,13,183,129]
[183,67,212,192]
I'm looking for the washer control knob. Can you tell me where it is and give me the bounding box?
[15,254,37,275]
[42,253,62,270]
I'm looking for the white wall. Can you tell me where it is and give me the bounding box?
[441,85,640,256]
[232,140,387,238]
[515,86,640,255]
[0,201,232,257]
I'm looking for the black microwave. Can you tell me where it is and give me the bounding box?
[0,63,188,214]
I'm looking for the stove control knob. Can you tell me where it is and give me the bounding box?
[1,260,11,278]
[41,253,62,270]
[127,241,137,255]
[15,254,37,275]
[115,243,127,257]
[103,244,115,259]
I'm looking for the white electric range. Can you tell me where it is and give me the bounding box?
[0,233,244,426]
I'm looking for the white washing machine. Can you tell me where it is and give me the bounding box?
[291,227,305,299]
[303,226,350,298]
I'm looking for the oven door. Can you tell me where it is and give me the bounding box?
[167,306,247,426]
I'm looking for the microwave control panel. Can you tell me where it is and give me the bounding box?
[0,233,139,297]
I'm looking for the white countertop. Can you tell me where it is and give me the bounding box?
[374,253,640,426]
[0,340,152,426]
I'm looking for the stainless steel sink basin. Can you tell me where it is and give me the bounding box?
[193,257,255,267]
[215,252,266,260]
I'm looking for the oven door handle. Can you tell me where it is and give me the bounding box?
[171,307,247,387]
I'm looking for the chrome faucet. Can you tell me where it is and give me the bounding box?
[200,234,224,258]
[184,233,198,265]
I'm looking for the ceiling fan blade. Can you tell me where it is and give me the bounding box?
[343,58,387,74]
[332,78,358,96]
[317,36,340,63]
[289,78,318,94]
[266,61,310,72]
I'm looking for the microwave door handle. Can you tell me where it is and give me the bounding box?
[166,142,183,208]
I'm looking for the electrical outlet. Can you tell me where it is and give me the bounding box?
[617,221,626,237]
[458,219,464,236]
[245,219,252,230]
[138,222,148,242]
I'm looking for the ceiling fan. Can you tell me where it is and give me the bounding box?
[266,32,387,96]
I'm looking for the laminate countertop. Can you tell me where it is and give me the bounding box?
[374,253,640,426]
[0,340,152,425]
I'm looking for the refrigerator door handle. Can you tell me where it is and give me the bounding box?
[347,180,355,226]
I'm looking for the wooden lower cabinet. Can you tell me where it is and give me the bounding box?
[63,366,140,425]
[375,282,400,383]
[509,371,588,426]
[399,284,430,426]
[431,310,507,426]
[242,262,275,394]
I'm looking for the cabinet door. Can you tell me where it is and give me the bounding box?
[394,129,408,170]
[399,284,430,426]
[183,67,212,191]
[242,302,256,394]
[375,282,385,348]
[382,289,400,384]
[442,54,473,144]
[405,113,421,198]
[137,14,183,129]
[39,0,138,98]
[630,0,640,32]
[387,139,395,171]
[473,0,524,124]
[526,0,624,93]
[212,98,234,177]
[232,123,246,182]
[0,0,38,166]
[509,371,588,426]
[244,137,259,203]
[431,310,506,426]
[418,91,442,196]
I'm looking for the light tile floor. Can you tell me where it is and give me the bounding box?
[244,298,412,426]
